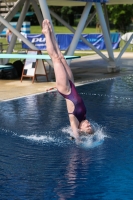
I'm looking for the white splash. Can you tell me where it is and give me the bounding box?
[0,124,108,148]
[62,122,108,149]
[62,126,73,135]
[20,134,55,143]
[80,129,106,149]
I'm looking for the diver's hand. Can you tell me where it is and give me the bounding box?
[70,129,81,144]
[69,135,82,145]
[75,136,82,145]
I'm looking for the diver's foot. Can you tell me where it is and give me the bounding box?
[42,20,50,35]
[46,19,52,33]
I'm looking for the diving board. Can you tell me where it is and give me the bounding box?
[0,53,80,83]
[0,53,80,60]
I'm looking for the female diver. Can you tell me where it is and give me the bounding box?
[42,19,93,142]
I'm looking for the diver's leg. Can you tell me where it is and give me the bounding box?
[46,20,74,83]
[42,20,70,94]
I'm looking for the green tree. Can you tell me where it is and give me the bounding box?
[49,6,62,26]
[107,5,133,33]
[60,7,74,26]
[49,6,85,26]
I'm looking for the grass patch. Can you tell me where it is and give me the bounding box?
[31,25,116,34]
[74,52,96,57]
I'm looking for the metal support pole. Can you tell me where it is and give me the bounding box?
[32,0,43,27]
[95,3,113,59]
[0,0,23,33]
[116,34,133,64]
[103,4,110,36]
[38,0,53,31]
[67,2,92,62]
[95,3,114,61]
[84,10,96,29]
[6,0,31,57]
[50,9,108,61]
[38,0,54,79]
[0,15,38,51]
[95,3,118,71]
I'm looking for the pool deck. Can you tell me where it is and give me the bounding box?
[0,52,133,101]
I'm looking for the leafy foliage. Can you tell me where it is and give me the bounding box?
[49,6,84,26]
[13,4,133,32]
[107,5,133,33]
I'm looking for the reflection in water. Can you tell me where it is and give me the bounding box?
[55,148,91,199]
[54,132,107,200]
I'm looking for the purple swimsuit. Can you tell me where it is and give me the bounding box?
[58,80,86,123]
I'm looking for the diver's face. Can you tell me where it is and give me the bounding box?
[79,120,93,134]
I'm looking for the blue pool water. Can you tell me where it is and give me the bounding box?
[0,76,133,200]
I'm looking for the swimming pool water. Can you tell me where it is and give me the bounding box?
[0,76,133,200]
